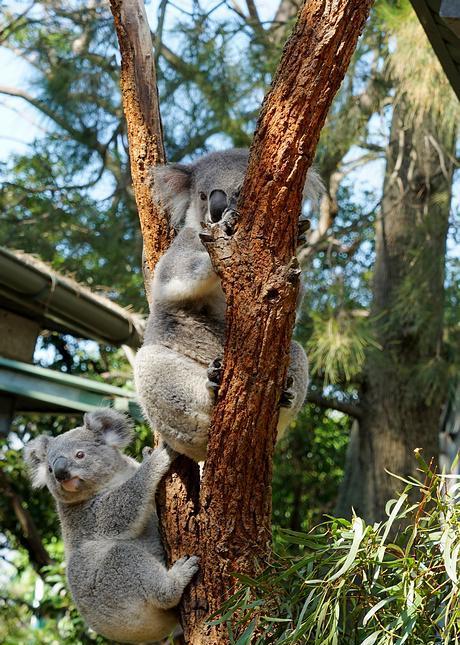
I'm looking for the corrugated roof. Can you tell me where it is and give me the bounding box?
[0,356,141,418]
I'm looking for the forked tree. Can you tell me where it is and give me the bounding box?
[109,1,373,642]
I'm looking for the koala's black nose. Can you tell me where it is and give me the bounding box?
[53,457,70,482]
[209,190,228,223]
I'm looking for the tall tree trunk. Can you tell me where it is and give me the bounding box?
[109,0,373,642]
[337,97,455,522]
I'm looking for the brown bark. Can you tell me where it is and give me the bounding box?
[108,0,172,283]
[176,2,373,642]
[336,97,455,522]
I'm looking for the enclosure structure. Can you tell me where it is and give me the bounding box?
[0,246,143,432]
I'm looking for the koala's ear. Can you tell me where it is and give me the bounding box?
[24,435,50,488]
[84,409,134,449]
[152,164,192,228]
[303,168,325,207]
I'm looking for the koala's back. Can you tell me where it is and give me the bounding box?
[67,539,176,643]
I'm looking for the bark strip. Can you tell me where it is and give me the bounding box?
[108,0,172,280]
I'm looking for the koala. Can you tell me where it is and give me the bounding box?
[134,149,321,461]
[24,408,199,644]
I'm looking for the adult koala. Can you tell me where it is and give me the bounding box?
[135,149,322,461]
[24,408,198,644]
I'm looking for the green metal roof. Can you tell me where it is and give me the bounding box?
[0,356,141,419]
[410,0,460,100]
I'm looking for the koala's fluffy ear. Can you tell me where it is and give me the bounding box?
[152,164,192,229]
[24,435,50,488]
[84,408,134,449]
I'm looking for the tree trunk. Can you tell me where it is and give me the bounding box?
[0,468,52,572]
[337,97,455,522]
[109,0,373,641]
[176,2,373,642]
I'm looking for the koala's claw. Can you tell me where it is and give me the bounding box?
[280,376,295,408]
[297,219,311,247]
[206,357,223,398]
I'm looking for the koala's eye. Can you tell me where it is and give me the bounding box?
[199,192,207,201]
[75,451,85,459]
[48,465,52,473]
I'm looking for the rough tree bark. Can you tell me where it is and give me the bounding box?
[108,0,171,282]
[336,97,455,522]
[109,0,373,642]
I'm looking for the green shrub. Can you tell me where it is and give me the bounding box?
[215,457,460,644]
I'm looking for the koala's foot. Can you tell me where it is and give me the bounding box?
[171,555,200,585]
[280,376,295,408]
[206,357,223,399]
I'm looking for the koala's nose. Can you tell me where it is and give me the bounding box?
[209,190,228,223]
[53,457,71,482]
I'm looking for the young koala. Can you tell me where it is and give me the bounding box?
[135,149,321,462]
[24,408,198,644]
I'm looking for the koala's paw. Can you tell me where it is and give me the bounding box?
[280,376,295,409]
[206,357,223,399]
[172,555,200,584]
[142,446,154,461]
[220,207,240,236]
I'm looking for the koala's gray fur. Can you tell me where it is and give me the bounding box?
[24,408,199,644]
[135,148,317,461]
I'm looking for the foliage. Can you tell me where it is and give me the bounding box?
[272,406,350,531]
[216,459,460,644]
[0,552,106,645]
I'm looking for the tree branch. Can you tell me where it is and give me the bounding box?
[0,469,52,572]
[178,1,374,641]
[109,0,172,281]
[306,391,362,419]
